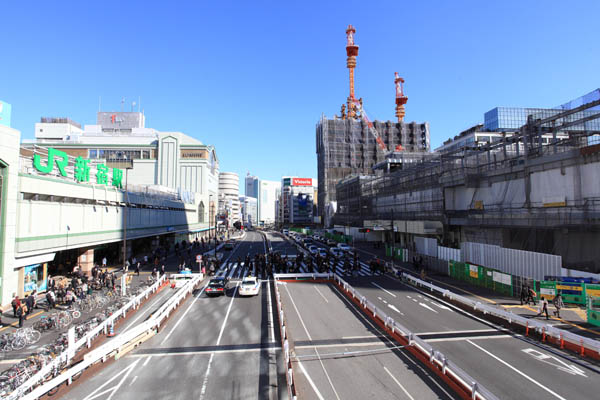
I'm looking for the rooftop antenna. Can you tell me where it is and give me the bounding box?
[138,96,141,112]
[131,101,136,112]
[121,97,125,112]
[98,96,102,112]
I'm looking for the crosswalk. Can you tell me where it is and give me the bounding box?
[208,258,379,280]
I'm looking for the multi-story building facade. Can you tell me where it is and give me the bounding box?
[239,196,258,227]
[218,172,240,227]
[279,177,317,225]
[244,174,278,226]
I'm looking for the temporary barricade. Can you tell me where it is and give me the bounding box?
[587,296,600,328]
[449,260,513,296]
[274,273,499,400]
[17,274,202,400]
[402,272,600,361]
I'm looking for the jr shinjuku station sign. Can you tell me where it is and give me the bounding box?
[33,147,123,188]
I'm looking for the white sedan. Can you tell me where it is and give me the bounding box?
[239,277,260,296]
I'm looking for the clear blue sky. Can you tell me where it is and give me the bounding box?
[2,1,599,189]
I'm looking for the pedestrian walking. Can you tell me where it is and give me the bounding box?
[136,261,140,276]
[161,264,165,276]
[527,286,537,306]
[11,294,20,318]
[553,292,564,318]
[102,257,107,268]
[537,297,549,320]
[46,290,56,310]
[520,285,528,305]
[25,292,35,316]
[16,303,24,328]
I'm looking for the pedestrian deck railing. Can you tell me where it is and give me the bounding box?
[273,272,499,400]
[13,274,207,400]
[402,272,600,360]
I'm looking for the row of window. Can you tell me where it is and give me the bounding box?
[88,149,154,160]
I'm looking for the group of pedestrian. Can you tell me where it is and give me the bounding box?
[10,291,37,327]
[520,285,564,320]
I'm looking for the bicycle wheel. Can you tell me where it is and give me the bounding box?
[26,329,41,344]
[11,337,26,351]
[71,310,82,319]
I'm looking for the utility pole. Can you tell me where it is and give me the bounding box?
[391,208,395,271]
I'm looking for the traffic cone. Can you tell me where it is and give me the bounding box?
[107,321,115,337]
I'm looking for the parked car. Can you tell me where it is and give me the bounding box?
[318,248,328,258]
[326,239,337,247]
[308,245,319,255]
[206,277,227,296]
[223,240,235,250]
[239,277,260,296]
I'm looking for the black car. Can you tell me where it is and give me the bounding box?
[206,277,227,296]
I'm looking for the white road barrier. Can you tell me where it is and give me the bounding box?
[16,274,203,400]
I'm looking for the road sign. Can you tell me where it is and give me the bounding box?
[196,255,203,263]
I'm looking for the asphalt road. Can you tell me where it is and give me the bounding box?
[61,231,287,400]
[342,275,600,400]
[277,280,460,400]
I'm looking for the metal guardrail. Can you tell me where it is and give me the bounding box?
[273,272,499,400]
[16,275,204,400]
[401,272,600,358]
[331,273,499,400]
[7,275,167,400]
[272,276,298,400]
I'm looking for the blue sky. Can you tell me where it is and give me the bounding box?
[2,1,599,189]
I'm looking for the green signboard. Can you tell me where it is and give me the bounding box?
[33,147,123,188]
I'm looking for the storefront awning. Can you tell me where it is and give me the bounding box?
[14,252,56,269]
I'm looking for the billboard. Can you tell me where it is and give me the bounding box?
[0,100,12,127]
[292,178,312,186]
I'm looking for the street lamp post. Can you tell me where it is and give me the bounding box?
[119,159,133,272]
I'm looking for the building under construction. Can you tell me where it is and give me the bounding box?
[316,25,430,223]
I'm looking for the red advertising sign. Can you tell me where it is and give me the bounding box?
[292,178,312,186]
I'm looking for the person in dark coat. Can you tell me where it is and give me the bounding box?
[11,295,21,318]
[25,292,35,316]
[16,304,24,328]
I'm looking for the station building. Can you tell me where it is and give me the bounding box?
[0,110,219,307]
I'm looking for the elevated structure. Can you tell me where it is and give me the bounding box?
[335,96,600,273]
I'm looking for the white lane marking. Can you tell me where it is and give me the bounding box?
[130,346,282,357]
[129,375,138,386]
[83,359,140,400]
[416,329,499,335]
[411,298,417,302]
[267,280,275,343]
[199,352,215,400]
[315,347,341,400]
[384,366,415,400]
[419,303,438,313]
[377,296,388,304]
[199,283,239,400]
[522,348,587,377]
[424,335,512,342]
[142,355,152,366]
[341,335,381,339]
[371,282,397,298]
[160,284,208,345]
[314,286,329,303]
[284,284,312,341]
[330,285,454,399]
[388,304,404,315]
[467,340,567,400]
[430,301,452,311]
[297,359,325,400]
[121,289,170,334]
[160,241,241,345]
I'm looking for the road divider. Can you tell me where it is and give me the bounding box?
[274,272,499,400]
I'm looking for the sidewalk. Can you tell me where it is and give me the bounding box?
[351,241,600,340]
[0,239,221,364]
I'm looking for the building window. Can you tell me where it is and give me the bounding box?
[89,149,98,158]
[198,201,205,223]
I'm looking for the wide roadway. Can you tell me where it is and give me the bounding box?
[342,274,600,400]
[278,279,461,400]
[61,231,287,400]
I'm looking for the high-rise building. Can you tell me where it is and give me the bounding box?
[258,180,280,225]
[239,196,258,227]
[219,172,240,226]
[245,174,259,199]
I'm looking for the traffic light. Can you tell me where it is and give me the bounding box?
[359,228,371,233]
